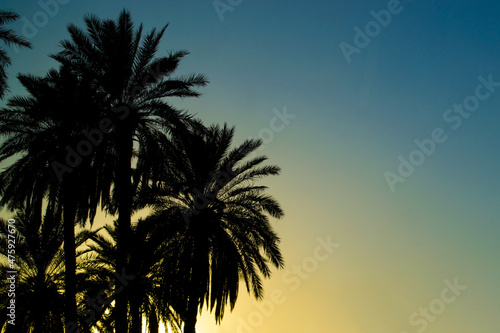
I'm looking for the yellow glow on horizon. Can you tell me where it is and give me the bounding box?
[158,321,209,333]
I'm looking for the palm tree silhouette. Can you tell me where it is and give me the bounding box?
[51,10,207,331]
[0,66,110,328]
[84,218,184,333]
[146,120,285,333]
[0,10,31,99]
[0,10,286,332]
[0,206,94,332]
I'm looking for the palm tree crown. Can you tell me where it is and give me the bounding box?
[148,120,285,333]
[0,10,32,98]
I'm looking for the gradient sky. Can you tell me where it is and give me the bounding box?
[1,0,500,332]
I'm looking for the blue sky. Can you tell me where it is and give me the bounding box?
[2,0,500,332]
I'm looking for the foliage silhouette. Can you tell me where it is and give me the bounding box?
[0,206,94,332]
[0,10,32,99]
[145,120,284,333]
[82,218,184,333]
[0,9,284,333]
[0,65,113,327]
[50,9,206,331]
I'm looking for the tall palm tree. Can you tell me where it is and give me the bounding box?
[51,10,207,331]
[0,10,32,99]
[146,121,285,333]
[0,205,94,332]
[0,66,110,329]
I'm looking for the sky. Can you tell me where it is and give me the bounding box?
[1,0,500,332]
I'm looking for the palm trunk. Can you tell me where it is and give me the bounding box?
[183,241,203,333]
[183,321,197,333]
[33,275,45,331]
[63,178,78,329]
[33,196,46,331]
[183,311,197,333]
[115,117,134,333]
[130,296,142,333]
[149,310,159,333]
[183,279,200,333]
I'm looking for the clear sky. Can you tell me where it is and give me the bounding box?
[2,0,500,332]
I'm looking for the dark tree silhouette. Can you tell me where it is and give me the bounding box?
[0,9,286,332]
[0,206,94,332]
[147,120,285,333]
[0,10,31,99]
[50,10,207,332]
[0,66,110,329]
[84,218,184,333]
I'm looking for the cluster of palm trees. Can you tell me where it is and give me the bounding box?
[0,9,284,333]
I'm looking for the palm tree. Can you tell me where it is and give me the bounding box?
[84,218,184,333]
[0,205,94,332]
[0,10,32,99]
[0,66,110,329]
[146,120,285,333]
[51,10,207,331]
